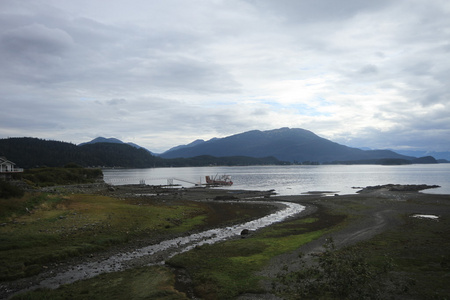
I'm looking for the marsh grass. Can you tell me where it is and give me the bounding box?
[11,266,187,300]
[274,212,450,299]
[0,193,207,280]
[166,209,346,299]
[349,214,450,299]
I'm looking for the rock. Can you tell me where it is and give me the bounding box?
[241,229,250,236]
[214,195,239,200]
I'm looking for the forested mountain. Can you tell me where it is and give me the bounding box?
[0,138,285,168]
[160,128,414,163]
[79,137,152,154]
[0,137,160,168]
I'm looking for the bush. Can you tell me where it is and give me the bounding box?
[64,163,82,168]
[0,181,24,199]
[273,238,406,299]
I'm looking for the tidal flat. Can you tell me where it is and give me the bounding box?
[1,183,449,299]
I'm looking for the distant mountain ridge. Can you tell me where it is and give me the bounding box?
[164,139,207,153]
[160,127,416,163]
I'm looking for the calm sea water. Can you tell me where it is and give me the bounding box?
[103,164,450,196]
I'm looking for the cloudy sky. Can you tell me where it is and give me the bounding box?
[1,0,449,153]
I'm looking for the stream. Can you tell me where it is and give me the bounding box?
[4,201,304,298]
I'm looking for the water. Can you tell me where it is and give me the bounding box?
[103,164,450,195]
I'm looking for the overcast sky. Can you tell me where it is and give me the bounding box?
[1,0,449,153]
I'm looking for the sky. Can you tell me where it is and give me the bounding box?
[1,0,449,154]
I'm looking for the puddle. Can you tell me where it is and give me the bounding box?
[10,201,304,296]
[411,214,439,220]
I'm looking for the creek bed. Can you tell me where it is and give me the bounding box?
[6,201,304,298]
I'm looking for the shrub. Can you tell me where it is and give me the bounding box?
[273,238,406,299]
[0,180,24,199]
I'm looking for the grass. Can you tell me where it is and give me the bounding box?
[349,214,450,299]
[11,266,188,300]
[12,167,103,187]
[7,191,450,299]
[9,206,346,300]
[0,192,207,281]
[166,209,347,299]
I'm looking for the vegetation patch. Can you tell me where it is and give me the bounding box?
[346,214,450,299]
[0,193,207,281]
[274,238,403,300]
[12,166,103,187]
[166,208,347,299]
[273,213,450,299]
[11,266,187,300]
[0,180,25,199]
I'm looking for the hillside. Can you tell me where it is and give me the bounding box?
[160,128,414,163]
[0,138,161,168]
[0,138,285,168]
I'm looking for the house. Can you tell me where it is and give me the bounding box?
[0,157,23,179]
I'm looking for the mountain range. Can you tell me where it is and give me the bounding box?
[2,127,445,169]
[159,128,426,163]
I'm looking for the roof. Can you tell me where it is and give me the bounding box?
[0,157,16,165]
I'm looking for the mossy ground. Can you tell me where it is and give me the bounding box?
[350,213,450,299]
[11,266,187,300]
[0,192,207,281]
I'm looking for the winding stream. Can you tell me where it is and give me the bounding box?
[5,201,304,298]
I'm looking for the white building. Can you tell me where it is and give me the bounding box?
[0,157,23,174]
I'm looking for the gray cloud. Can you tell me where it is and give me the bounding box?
[0,0,449,153]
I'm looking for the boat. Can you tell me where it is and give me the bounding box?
[205,174,233,186]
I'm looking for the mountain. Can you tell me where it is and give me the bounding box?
[79,137,123,145]
[163,139,207,153]
[160,128,415,163]
[79,137,152,154]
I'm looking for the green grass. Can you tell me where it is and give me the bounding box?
[166,209,347,299]
[11,266,188,300]
[0,193,207,281]
[349,214,450,299]
[12,167,103,187]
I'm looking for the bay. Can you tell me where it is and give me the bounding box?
[103,164,450,196]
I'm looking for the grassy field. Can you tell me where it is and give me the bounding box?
[0,192,206,281]
[349,213,450,299]
[11,266,187,300]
